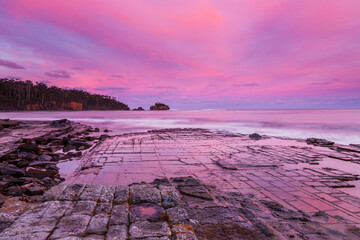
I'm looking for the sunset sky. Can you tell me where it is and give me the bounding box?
[0,0,360,109]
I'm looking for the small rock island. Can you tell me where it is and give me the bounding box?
[150,102,170,110]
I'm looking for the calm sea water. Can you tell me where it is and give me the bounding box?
[1,109,359,145]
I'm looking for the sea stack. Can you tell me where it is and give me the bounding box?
[150,103,170,110]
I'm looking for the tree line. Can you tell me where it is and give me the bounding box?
[0,78,129,111]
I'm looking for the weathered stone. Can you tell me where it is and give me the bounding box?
[51,237,81,240]
[166,207,189,224]
[0,163,25,177]
[28,161,55,168]
[0,231,50,240]
[178,186,213,201]
[114,185,129,204]
[80,185,103,201]
[306,138,334,146]
[16,202,51,221]
[65,200,97,216]
[42,184,67,201]
[83,234,105,240]
[19,143,41,154]
[0,213,14,232]
[99,185,115,202]
[130,203,166,222]
[25,167,57,179]
[7,186,26,196]
[51,119,68,127]
[38,154,53,162]
[50,214,91,239]
[109,203,129,225]
[159,186,182,209]
[16,159,30,168]
[249,133,262,140]
[87,213,109,234]
[106,224,128,240]
[35,137,48,145]
[139,237,171,240]
[25,185,44,196]
[129,221,171,238]
[1,217,58,236]
[58,184,85,201]
[172,224,195,234]
[175,233,198,240]
[130,184,161,205]
[95,202,112,214]
[42,201,72,218]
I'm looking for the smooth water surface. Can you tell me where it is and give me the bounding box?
[1,109,359,144]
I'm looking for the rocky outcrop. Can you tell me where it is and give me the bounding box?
[249,133,262,140]
[150,103,170,110]
[133,107,145,111]
[0,119,100,201]
[26,101,83,111]
[306,138,334,146]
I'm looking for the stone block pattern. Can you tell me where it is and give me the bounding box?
[0,182,196,240]
[2,129,360,239]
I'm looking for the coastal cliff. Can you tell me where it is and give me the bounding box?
[0,78,129,111]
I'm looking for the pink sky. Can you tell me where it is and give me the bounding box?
[0,0,360,109]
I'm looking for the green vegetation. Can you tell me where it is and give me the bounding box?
[0,78,129,111]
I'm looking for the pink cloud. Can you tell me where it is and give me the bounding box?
[0,0,359,108]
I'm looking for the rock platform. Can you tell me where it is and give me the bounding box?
[1,128,360,239]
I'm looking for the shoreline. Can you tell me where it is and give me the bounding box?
[1,119,360,239]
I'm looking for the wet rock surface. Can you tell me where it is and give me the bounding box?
[1,128,360,239]
[0,177,359,239]
[0,119,103,204]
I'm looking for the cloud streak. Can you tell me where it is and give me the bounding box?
[0,0,359,109]
[0,59,25,69]
[45,70,71,78]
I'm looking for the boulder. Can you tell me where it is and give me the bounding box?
[19,144,41,154]
[25,185,44,196]
[51,119,68,127]
[38,154,53,162]
[28,161,56,168]
[22,138,32,144]
[25,167,58,179]
[16,159,30,168]
[306,138,334,147]
[150,103,170,110]
[0,163,25,177]
[35,137,48,145]
[17,152,38,161]
[133,107,145,111]
[249,133,262,140]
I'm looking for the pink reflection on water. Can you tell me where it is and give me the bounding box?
[1,109,360,144]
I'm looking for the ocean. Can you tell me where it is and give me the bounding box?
[1,109,359,145]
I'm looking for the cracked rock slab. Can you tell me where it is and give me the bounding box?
[130,184,161,205]
[129,221,171,238]
[58,184,85,201]
[114,185,129,204]
[99,185,115,202]
[50,214,91,239]
[109,203,129,225]
[166,207,189,224]
[106,224,128,240]
[87,213,109,234]
[79,185,103,201]
[159,186,182,209]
